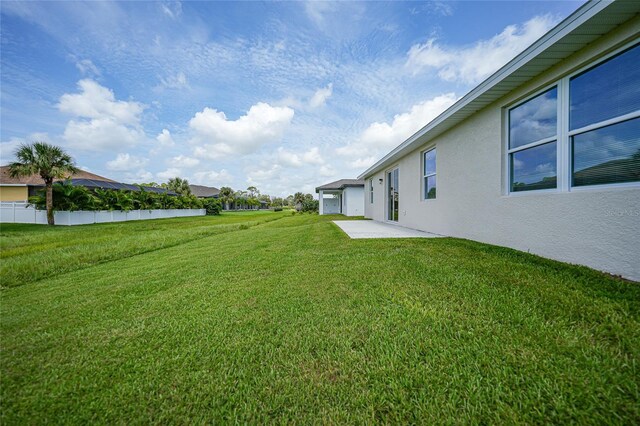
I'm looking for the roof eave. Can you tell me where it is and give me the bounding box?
[358,0,616,179]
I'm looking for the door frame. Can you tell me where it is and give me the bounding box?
[386,167,399,222]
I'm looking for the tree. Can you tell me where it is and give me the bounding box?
[234,190,247,210]
[293,192,305,211]
[259,194,271,208]
[164,177,191,196]
[137,182,160,188]
[301,193,319,213]
[28,181,95,212]
[9,142,78,225]
[285,195,294,208]
[246,186,259,198]
[219,186,234,210]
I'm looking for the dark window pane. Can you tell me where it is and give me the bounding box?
[509,87,557,148]
[511,142,557,192]
[572,117,640,187]
[424,149,436,175]
[570,44,640,130]
[425,175,436,199]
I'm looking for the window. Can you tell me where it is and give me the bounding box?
[569,44,640,187]
[369,179,374,203]
[423,148,436,199]
[507,42,640,193]
[508,87,558,192]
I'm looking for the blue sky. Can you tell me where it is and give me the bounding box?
[1,0,585,196]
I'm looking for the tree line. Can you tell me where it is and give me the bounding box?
[7,141,319,225]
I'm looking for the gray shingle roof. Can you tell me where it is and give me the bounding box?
[189,184,220,198]
[0,165,116,185]
[315,179,364,193]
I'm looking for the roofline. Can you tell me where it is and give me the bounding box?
[315,183,365,193]
[358,0,611,179]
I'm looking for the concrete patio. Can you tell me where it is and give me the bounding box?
[333,220,443,239]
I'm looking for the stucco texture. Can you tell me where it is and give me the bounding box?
[364,21,640,281]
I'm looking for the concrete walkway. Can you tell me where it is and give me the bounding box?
[333,220,443,239]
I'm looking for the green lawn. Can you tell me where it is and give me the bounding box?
[1,213,639,423]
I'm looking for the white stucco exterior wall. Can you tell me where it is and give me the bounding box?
[322,197,340,214]
[364,19,640,280]
[342,186,365,216]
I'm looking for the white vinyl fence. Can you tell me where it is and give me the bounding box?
[0,202,205,226]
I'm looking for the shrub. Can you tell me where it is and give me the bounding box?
[203,198,222,215]
[300,198,319,213]
[273,207,283,212]
[29,182,208,212]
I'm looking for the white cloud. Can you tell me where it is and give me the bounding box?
[0,138,25,165]
[410,1,454,17]
[1,132,54,164]
[319,164,337,177]
[192,169,232,186]
[405,15,557,84]
[170,154,199,167]
[349,156,377,169]
[156,72,189,90]
[63,118,146,151]
[156,167,182,181]
[276,146,324,168]
[106,153,148,171]
[75,59,101,77]
[161,1,182,19]
[301,147,324,165]
[156,129,175,147]
[309,83,333,108]
[305,1,336,26]
[189,102,294,159]
[58,79,147,150]
[337,93,457,157]
[59,79,144,125]
[132,170,154,182]
[247,164,282,185]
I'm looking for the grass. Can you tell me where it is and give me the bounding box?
[0,210,287,288]
[1,212,639,424]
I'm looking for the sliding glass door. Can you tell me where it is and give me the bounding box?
[387,168,399,222]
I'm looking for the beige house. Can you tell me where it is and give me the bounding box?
[360,1,640,280]
[0,166,117,202]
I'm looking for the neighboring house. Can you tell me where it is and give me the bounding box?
[359,1,640,280]
[189,184,220,198]
[0,166,116,202]
[316,179,365,216]
[0,166,174,202]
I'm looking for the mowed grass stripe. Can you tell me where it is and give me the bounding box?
[1,213,639,423]
[0,211,288,288]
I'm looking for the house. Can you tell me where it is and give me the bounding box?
[316,179,365,216]
[359,0,640,280]
[0,166,175,202]
[189,184,220,198]
[0,166,116,202]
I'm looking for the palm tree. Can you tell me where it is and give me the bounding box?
[219,186,234,210]
[234,190,247,210]
[164,177,192,196]
[9,142,78,225]
[293,192,305,211]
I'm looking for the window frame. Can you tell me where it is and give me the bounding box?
[507,83,560,194]
[505,40,640,196]
[422,147,437,200]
